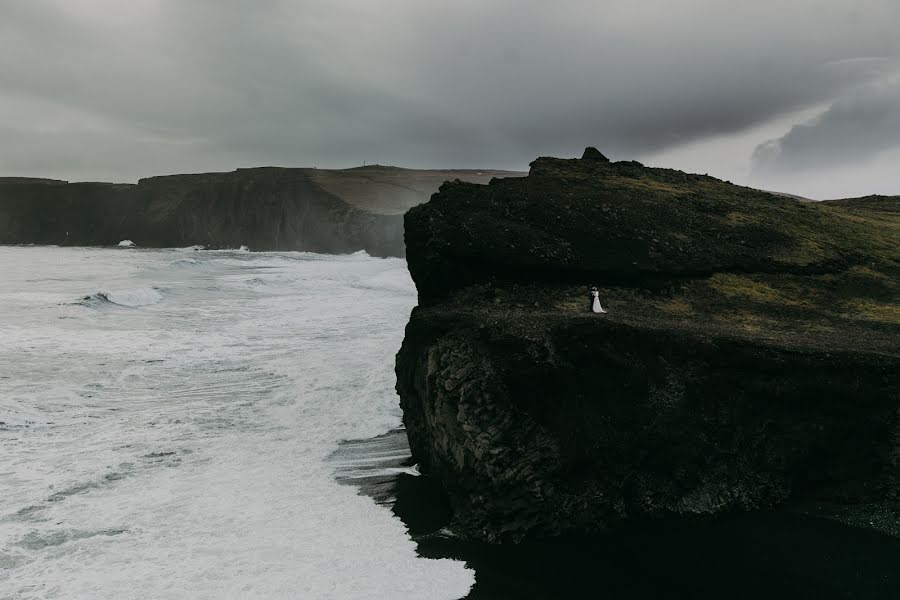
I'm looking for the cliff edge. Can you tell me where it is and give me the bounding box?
[0,166,521,256]
[396,149,900,542]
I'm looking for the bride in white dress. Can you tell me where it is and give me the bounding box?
[590,287,607,314]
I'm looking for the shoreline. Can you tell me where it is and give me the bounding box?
[334,429,900,599]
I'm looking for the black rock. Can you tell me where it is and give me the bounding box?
[398,152,900,543]
[581,147,610,161]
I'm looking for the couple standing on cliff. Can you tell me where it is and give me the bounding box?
[590,287,607,314]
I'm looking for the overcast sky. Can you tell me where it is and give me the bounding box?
[1,0,898,198]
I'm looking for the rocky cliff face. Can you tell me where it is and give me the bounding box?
[0,166,521,256]
[396,149,900,542]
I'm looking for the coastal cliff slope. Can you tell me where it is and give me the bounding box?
[0,166,521,256]
[396,149,900,542]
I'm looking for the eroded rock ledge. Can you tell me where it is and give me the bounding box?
[396,150,900,542]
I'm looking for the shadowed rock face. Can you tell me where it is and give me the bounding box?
[581,146,610,161]
[397,151,900,543]
[0,166,522,256]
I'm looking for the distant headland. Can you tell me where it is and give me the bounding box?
[0,165,524,257]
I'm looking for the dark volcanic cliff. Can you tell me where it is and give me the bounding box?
[396,149,900,542]
[0,166,521,256]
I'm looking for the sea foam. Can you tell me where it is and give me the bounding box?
[0,246,473,600]
[80,287,163,307]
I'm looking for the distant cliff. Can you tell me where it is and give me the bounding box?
[397,149,900,542]
[0,166,522,256]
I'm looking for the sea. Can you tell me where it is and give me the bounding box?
[5,246,900,600]
[0,246,474,600]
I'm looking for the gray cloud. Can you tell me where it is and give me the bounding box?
[1,0,900,194]
[752,73,900,174]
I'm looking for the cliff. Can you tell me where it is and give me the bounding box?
[0,166,521,256]
[396,149,900,542]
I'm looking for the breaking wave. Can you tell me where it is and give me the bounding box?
[79,287,163,307]
[1,246,473,600]
[170,258,198,267]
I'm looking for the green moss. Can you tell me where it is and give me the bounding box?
[555,298,586,313]
[409,156,899,358]
[709,274,811,307]
[845,300,900,325]
[654,298,695,315]
[603,176,691,197]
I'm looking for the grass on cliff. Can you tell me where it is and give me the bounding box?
[602,176,691,197]
[430,161,898,354]
[531,159,898,270]
[709,274,811,307]
[843,299,900,325]
[604,168,898,268]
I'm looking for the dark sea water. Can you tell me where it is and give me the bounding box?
[336,428,900,599]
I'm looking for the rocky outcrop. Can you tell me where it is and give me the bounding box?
[396,151,900,542]
[0,166,521,256]
[581,146,610,162]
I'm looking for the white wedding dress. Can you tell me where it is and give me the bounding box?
[591,290,607,314]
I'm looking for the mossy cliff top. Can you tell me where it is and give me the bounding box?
[398,150,899,542]
[405,151,899,355]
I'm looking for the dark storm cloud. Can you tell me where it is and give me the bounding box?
[752,73,900,174]
[2,0,900,185]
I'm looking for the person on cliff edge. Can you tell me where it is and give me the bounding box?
[590,286,607,314]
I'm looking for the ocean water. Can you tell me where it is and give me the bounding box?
[0,246,473,600]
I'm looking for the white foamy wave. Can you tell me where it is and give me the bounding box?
[354,269,417,295]
[181,245,206,251]
[0,246,473,600]
[0,398,44,430]
[82,287,163,307]
[117,240,135,247]
[170,258,198,267]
